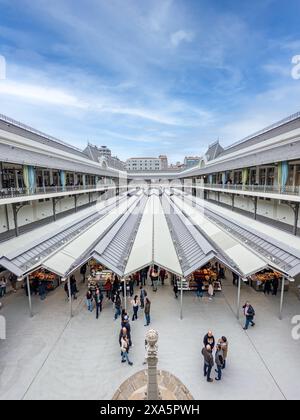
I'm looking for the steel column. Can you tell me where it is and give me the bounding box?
[180,278,184,320]
[237,277,241,320]
[26,275,33,318]
[279,277,285,320]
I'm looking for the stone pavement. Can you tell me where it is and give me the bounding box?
[0,274,300,400]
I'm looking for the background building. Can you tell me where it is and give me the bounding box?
[184,156,201,168]
[126,155,168,171]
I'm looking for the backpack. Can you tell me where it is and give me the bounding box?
[248,306,255,317]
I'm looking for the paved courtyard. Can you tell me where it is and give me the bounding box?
[1,273,300,400]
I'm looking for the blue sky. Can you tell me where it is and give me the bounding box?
[0,0,300,163]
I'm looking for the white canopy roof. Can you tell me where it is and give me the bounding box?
[171,195,268,277]
[124,194,183,276]
[43,195,139,277]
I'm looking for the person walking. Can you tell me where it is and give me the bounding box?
[140,267,149,286]
[95,288,103,319]
[215,343,224,381]
[151,269,159,292]
[120,335,133,366]
[129,276,135,297]
[70,275,78,300]
[140,286,147,309]
[173,280,178,299]
[114,293,122,320]
[131,295,139,321]
[104,278,112,300]
[264,280,272,295]
[86,289,93,312]
[202,345,214,383]
[208,281,214,300]
[159,268,166,286]
[195,278,204,299]
[64,281,69,301]
[144,297,151,326]
[38,281,46,301]
[80,263,87,283]
[203,331,215,351]
[9,274,17,293]
[272,277,279,296]
[122,315,132,347]
[243,302,256,330]
[0,277,7,298]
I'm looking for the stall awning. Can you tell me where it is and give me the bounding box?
[181,192,300,278]
[171,194,268,278]
[43,195,140,277]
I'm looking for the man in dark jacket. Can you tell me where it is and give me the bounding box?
[243,302,256,330]
[121,316,132,347]
[202,345,214,383]
[203,331,215,350]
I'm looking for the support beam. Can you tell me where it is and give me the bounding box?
[253,196,258,220]
[287,202,299,236]
[67,277,73,318]
[12,203,19,237]
[52,198,57,222]
[123,278,127,311]
[74,195,78,213]
[4,204,10,231]
[231,194,235,212]
[180,278,184,320]
[279,277,285,320]
[293,203,299,236]
[26,275,33,318]
[237,277,241,320]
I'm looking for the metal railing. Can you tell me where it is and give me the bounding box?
[0,183,112,199]
[200,183,300,196]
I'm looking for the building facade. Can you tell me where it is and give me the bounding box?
[126,155,168,171]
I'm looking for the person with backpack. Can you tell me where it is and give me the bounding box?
[121,315,132,347]
[140,286,147,309]
[215,343,224,381]
[243,302,256,330]
[86,289,93,312]
[114,293,122,320]
[120,334,133,366]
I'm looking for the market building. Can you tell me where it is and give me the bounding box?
[1,110,300,320]
[1,111,300,401]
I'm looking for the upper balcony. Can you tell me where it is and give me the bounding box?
[197,183,300,203]
[0,183,117,205]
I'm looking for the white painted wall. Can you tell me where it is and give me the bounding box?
[0,192,101,233]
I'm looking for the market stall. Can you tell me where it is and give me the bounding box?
[250,270,288,292]
[178,266,222,293]
[29,269,60,292]
[87,259,114,292]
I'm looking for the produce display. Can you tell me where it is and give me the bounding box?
[179,267,222,292]
[29,269,59,291]
[253,271,281,282]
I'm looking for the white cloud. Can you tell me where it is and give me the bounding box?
[170,30,194,47]
[0,80,89,109]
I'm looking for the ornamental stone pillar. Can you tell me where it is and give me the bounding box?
[146,329,160,400]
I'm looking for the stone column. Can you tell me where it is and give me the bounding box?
[146,329,160,400]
